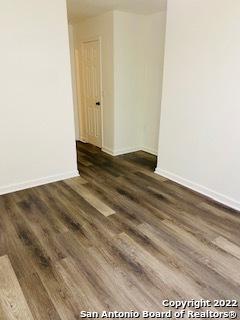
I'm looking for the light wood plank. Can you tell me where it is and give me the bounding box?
[64,178,115,217]
[213,236,240,260]
[65,176,87,185]
[0,255,34,320]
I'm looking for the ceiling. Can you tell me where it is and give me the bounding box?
[67,0,167,23]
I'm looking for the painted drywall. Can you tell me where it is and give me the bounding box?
[113,11,166,155]
[156,0,240,210]
[0,0,78,194]
[68,24,80,140]
[73,12,115,151]
[141,12,166,155]
[113,11,146,154]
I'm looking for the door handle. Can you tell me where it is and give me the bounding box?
[96,102,101,106]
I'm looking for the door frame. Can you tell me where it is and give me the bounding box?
[75,36,104,148]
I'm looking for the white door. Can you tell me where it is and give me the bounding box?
[81,40,102,148]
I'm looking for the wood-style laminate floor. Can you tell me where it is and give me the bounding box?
[0,142,240,319]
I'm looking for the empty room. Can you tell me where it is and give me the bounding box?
[0,0,239,319]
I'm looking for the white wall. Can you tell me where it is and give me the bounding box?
[113,11,146,154]
[142,12,166,155]
[73,12,115,151]
[113,11,166,155]
[68,24,80,140]
[0,0,78,194]
[156,0,240,210]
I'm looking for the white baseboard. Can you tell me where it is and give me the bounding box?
[114,147,141,156]
[101,146,115,156]
[142,147,158,156]
[102,146,157,156]
[155,167,240,211]
[0,171,79,196]
[102,146,141,156]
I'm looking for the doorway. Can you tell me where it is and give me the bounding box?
[75,39,103,148]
